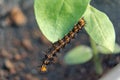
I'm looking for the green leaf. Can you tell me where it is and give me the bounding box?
[97,43,120,54]
[84,5,115,52]
[34,0,90,43]
[64,45,93,65]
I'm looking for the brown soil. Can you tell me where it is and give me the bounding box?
[0,0,120,80]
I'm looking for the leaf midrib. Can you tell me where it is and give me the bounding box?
[54,0,65,40]
[90,7,106,44]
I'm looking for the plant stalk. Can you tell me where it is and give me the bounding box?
[90,38,103,75]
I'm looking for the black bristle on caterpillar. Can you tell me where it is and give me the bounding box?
[39,18,85,72]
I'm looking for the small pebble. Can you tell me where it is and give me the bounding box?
[5,59,16,74]
[14,53,22,61]
[10,6,27,26]
[0,49,12,59]
[21,38,33,51]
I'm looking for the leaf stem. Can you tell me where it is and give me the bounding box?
[90,37,103,75]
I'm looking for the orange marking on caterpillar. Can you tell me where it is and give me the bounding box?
[40,65,47,72]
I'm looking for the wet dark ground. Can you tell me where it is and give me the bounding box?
[0,0,120,80]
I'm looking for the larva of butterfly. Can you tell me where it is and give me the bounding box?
[40,18,85,72]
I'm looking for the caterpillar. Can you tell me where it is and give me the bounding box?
[40,18,85,72]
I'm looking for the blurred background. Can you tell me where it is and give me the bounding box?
[0,0,120,80]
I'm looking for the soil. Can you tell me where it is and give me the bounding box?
[0,0,120,80]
